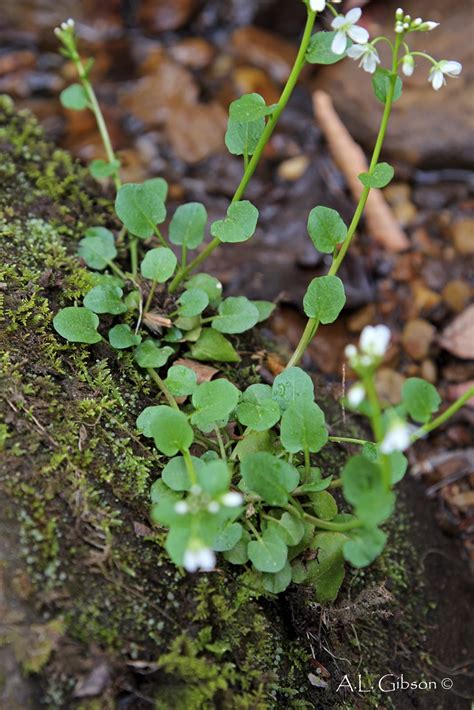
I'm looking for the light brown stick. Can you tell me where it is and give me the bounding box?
[313,90,410,252]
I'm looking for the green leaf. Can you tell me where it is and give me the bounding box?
[115,179,167,238]
[148,406,194,456]
[401,377,441,424]
[137,406,162,438]
[297,468,332,493]
[232,430,274,461]
[240,452,299,506]
[164,365,197,397]
[89,159,121,179]
[134,340,174,368]
[213,522,243,552]
[60,83,89,110]
[252,300,276,323]
[303,275,346,323]
[189,329,240,363]
[78,227,117,270]
[372,68,403,104]
[197,460,231,496]
[191,379,240,432]
[211,200,259,244]
[140,247,177,283]
[343,527,387,568]
[83,284,127,315]
[225,116,265,157]
[178,288,209,317]
[359,162,394,189]
[342,455,395,526]
[53,307,101,344]
[224,529,250,564]
[262,560,292,593]
[248,529,288,573]
[362,443,408,485]
[212,296,259,334]
[267,512,305,546]
[185,274,222,308]
[307,206,347,254]
[150,478,182,505]
[236,384,281,432]
[162,455,204,491]
[108,324,142,349]
[280,400,328,454]
[169,202,207,249]
[306,31,348,65]
[309,491,338,521]
[304,532,347,602]
[228,93,274,122]
[272,367,314,411]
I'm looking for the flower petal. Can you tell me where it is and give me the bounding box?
[346,7,362,23]
[346,44,365,59]
[310,0,326,10]
[430,69,444,90]
[347,25,369,44]
[331,31,347,55]
[331,15,345,29]
[442,60,462,76]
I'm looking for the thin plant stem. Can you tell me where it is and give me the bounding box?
[168,9,317,293]
[328,436,371,446]
[363,373,391,490]
[411,387,474,442]
[144,281,157,313]
[147,368,179,410]
[214,426,227,461]
[286,33,403,368]
[182,448,198,486]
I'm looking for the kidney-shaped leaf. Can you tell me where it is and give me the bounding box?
[191,378,240,432]
[241,452,299,506]
[78,227,117,270]
[115,179,167,238]
[236,383,281,432]
[401,377,441,424]
[83,284,127,315]
[307,206,347,254]
[272,367,314,411]
[140,247,177,283]
[53,307,101,344]
[280,400,328,454]
[303,275,346,323]
[169,202,207,249]
[134,340,174,368]
[211,201,259,244]
[148,406,194,456]
[212,297,259,334]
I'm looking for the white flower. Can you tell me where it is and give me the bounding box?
[419,21,439,32]
[346,43,380,73]
[331,8,369,55]
[183,544,216,573]
[208,501,220,513]
[174,501,189,514]
[428,61,462,91]
[345,344,357,362]
[402,54,414,77]
[359,325,391,359]
[347,383,365,407]
[309,0,341,12]
[380,419,411,453]
[221,491,244,508]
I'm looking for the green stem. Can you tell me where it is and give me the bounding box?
[363,373,391,490]
[411,387,474,442]
[214,426,227,461]
[303,512,361,532]
[168,9,317,293]
[130,238,138,278]
[147,368,179,410]
[182,448,198,486]
[328,436,371,446]
[155,226,168,248]
[107,260,127,281]
[286,34,402,368]
[144,281,157,314]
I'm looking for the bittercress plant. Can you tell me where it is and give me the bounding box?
[50,7,472,598]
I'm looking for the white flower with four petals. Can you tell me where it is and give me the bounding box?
[331,8,369,55]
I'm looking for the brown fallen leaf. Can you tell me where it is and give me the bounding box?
[448,381,474,407]
[313,90,409,252]
[439,304,474,360]
[174,358,218,384]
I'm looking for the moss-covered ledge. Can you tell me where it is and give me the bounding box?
[0,95,317,709]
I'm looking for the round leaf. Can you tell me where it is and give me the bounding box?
[306,32,348,65]
[212,297,259,334]
[162,455,204,491]
[83,284,127,315]
[60,83,89,110]
[272,367,314,412]
[53,307,101,344]
[189,329,240,363]
[178,288,209,317]
[185,274,222,307]
[191,378,240,432]
[164,365,197,397]
[262,560,292,593]
[248,529,288,573]
[140,247,177,283]
[343,527,387,568]
[401,377,441,424]
[307,206,347,254]
[225,117,265,157]
[280,401,328,454]
[211,201,259,244]
[108,324,142,349]
[236,384,281,432]
[303,275,346,323]
[169,202,207,249]
[359,162,394,189]
[78,227,117,270]
[372,68,403,104]
[342,455,395,526]
[134,340,174,368]
[228,93,274,122]
[115,179,167,238]
[148,406,194,456]
[241,452,299,506]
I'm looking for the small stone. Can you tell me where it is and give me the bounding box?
[232,66,280,106]
[383,184,417,226]
[420,359,437,384]
[450,218,474,255]
[138,0,197,32]
[412,280,441,315]
[376,368,406,405]
[440,305,474,360]
[169,38,215,69]
[231,27,297,83]
[402,318,435,360]
[277,155,310,182]
[348,304,376,332]
[442,280,472,313]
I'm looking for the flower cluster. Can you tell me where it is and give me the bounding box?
[345,324,391,371]
[53,17,75,39]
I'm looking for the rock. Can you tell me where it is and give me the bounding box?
[383,184,417,226]
[442,280,472,313]
[348,304,376,332]
[277,155,310,181]
[231,26,297,83]
[420,359,438,384]
[440,305,474,359]
[376,367,406,405]
[313,0,474,168]
[166,100,227,163]
[169,38,216,69]
[232,66,280,106]
[448,381,474,407]
[450,218,474,255]
[138,0,198,32]
[411,280,441,316]
[402,318,436,360]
